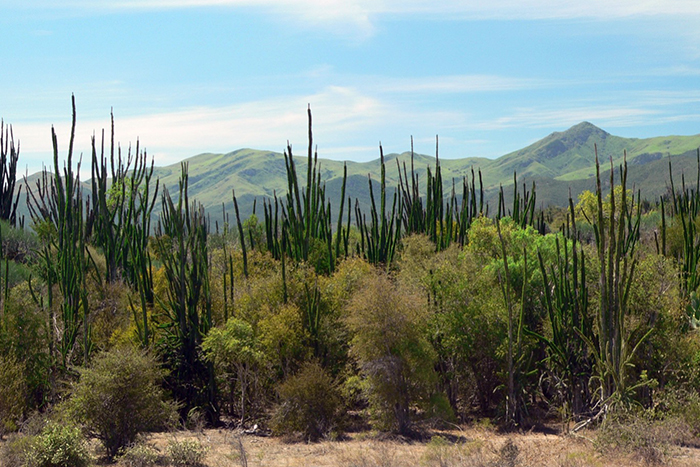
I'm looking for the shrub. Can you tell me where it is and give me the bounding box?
[30,421,91,467]
[0,354,26,435]
[167,439,208,466]
[595,410,687,465]
[117,443,161,467]
[0,219,38,265]
[68,346,177,459]
[271,361,342,441]
[346,270,436,434]
[0,433,35,467]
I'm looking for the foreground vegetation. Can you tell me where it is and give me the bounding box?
[2,101,700,465]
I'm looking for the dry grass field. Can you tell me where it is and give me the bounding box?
[102,424,700,467]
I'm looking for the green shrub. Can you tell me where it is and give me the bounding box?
[0,354,27,435]
[0,219,38,265]
[68,346,177,459]
[0,433,36,467]
[30,421,91,467]
[346,270,436,434]
[167,439,208,466]
[271,361,342,441]
[117,443,161,467]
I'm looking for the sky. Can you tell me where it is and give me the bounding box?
[2,0,700,176]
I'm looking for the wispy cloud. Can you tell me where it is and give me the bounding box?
[374,75,555,94]
[382,0,700,20]
[9,0,700,38]
[13,86,393,173]
[476,106,661,130]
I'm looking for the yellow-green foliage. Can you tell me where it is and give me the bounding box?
[166,439,208,467]
[575,186,633,225]
[271,361,342,441]
[258,302,308,378]
[30,421,92,467]
[1,282,49,412]
[0,355,27,434]
[202,317,265,421]
[68,346,177,459]
[86,280,133,351]
[346,268,436,433]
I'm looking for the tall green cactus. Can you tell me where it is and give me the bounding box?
[89,112,158,285]
[396,138,485,250]
[88,113,159,346]
[665,151,700,307]
[260,106,348,273]
[530,213,593,420]
[355,145,401,266]
[155,163,217,424]
[497,173,541,232]
[585,148,648,408]
[25,95,92,367]
[0,121,21,227]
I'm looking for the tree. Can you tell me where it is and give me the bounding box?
[345,269,436,434]
[202,317,264,427]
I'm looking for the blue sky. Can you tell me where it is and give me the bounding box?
[2,0,700,175]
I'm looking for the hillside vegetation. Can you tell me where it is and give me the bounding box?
[2,104,700,467]
[136,121,700,221]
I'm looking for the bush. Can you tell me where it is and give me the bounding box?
[0,355,26,435]
[0,433,35,467]
[346,270,436,434]
[30,421,92,467]
[595,410,688,465]
[117,443,161,467]
[0,219,38,265]
[167,439,208,466]
[68,346,177,459]
[271,361,342,441]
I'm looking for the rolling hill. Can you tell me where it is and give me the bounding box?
[15,122,700,227]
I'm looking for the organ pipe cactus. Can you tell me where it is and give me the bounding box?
[25,95,92,368]
[155,163,218,424]
[0,121,21,227]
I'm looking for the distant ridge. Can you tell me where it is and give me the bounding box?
[15,123,700,224]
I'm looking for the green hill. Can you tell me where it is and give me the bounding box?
[14,122,700,227]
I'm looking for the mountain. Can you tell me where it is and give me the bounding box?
[14,122,700,226]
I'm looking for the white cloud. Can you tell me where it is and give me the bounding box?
[12,86,394,174]
[382,0,700,20]
[375,75,553,93]
[9,0,700,38]
[476,106,661,130]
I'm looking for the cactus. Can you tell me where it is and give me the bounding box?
[395,138,485,251]
[260,106,348,273]
[585,148,648,408]
[664,150,700,313]
[355,145,401,266]
[88,113,159,347]
[0,121,21,227]
[25,95,92,367]
[529,209,593,420]
[155,163,218,424]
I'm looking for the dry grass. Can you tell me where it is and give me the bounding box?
[97,425,700,467]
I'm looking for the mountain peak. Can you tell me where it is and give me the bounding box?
[560,121,609,140]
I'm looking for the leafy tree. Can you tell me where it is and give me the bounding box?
[346,268,436,434]
[202,317,264,427]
